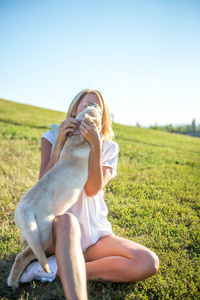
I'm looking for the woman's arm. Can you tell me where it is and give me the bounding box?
[84,140,113,197]
[80,120,113,197]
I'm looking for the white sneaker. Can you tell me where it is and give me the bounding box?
[20,255,58,283]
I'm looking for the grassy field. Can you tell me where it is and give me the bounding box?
[0,98,199,299]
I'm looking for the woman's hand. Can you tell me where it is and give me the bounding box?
[80,119,101,146]
[58,117,81,146]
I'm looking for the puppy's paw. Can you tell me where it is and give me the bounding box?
[7,276,19,289]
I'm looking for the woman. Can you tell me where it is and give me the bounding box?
[20,89,159,300]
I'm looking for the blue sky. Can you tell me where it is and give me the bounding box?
[0,0,200,126]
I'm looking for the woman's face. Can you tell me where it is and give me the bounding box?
[75,93,101,117]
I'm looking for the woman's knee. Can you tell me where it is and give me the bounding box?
[137,249,159,277]
[53,213,80,243]
[145,250,159,274]
[128,247,159,280]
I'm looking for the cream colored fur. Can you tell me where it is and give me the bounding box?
[7,104,102,288]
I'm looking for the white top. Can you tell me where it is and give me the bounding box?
[42,130,119,251]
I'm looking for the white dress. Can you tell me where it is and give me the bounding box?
[42,131,119,251]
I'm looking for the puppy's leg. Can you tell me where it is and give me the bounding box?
[18,209,50,274]
[7,246,36,288]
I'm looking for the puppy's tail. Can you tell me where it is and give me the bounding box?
[16,208,50,273]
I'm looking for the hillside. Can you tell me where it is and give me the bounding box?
[0,98,200,299]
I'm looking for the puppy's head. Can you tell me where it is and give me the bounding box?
[72,103,102,136]
[82,103,102,132]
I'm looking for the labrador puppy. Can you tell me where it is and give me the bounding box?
[7,104,102,288]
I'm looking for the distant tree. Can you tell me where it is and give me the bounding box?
[177,126,185,133]
[186,124,191,132]
[149,119,200,134]
[192,119,196,133]
[150,123,163,131]
[136,122,141,128]
[165,124,176,132]
[154,123,159,130]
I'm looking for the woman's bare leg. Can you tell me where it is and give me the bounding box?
[84,235,159,282]
[53,213,88,300]
[46,220,159,290]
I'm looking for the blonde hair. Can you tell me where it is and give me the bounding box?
[66,89,114,140]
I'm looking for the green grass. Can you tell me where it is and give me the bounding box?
[0,98,199,299]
